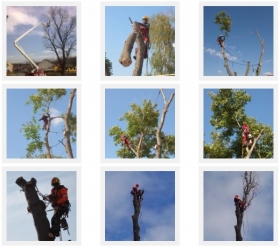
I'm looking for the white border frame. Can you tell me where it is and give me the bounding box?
[3,1,81,81]
[2,84,81,162]
[200,84,278,163]
[101,166,180,245]
[2,166,81,245]
[199,1,278,80]
[101,84,179,163]
[199,167,278,245]
[101,1,180,80]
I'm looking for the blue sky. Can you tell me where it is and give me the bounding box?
[204,89,274,144]
[105,88,175,158]
[7,89,77,158]
[204,6,273,76]
[6,171,77,241]
[105,6,175,76]
[6,6,76,64]
[105,171,175,241]
[204,171,273,241]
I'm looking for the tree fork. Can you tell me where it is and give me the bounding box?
[15,177,54,241]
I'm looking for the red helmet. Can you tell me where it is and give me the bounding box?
[235,195,239,198]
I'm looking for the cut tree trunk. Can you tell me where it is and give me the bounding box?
[222,45,233,76]
[234,202,243,241]
[15,177,54,241]
[132,33,145,76]
[131,192,141,241]
[245,61,250,76]
[64,89,76,158]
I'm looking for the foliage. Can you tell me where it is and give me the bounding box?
[214,11,232,37]
[204,89,273,158]
[109,99,175,158]
[105,53,113,76]
[149,9,175,75]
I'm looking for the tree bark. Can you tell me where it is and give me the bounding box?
[64,89,76,158]
[155,90,175,158]
[132,32,145,76]
[255,30,265,76]
[234,202,243,241]
[245,61,250,76]
[119,32,137,67]
[245,129,264,159]
[15,177,53,241]
[131,191,141,241]
[222,45,233,76]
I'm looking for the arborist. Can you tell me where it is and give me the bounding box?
[38,114,49,131]
[48,177,71,239]
[121,133,131,146]
[234,195,247,213]
[217,34,225,47]
[133,15,150,60]
[131,183,144,202]
[239,121,252,147]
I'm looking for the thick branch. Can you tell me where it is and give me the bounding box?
[255,30,265,76]
[64,89,76,158]
[156,90,175,158]
[245,129,264,159]
[234,203,243,241]
[245,61,250,76]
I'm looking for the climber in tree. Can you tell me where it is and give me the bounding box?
[133,15,150,60]
[48,177,70,239]
[234,195,246,213]
[217,34,225,47]
[39,114,49,131]
[130,183,144,202]
[121,133,131,146]
[238,121,252,157]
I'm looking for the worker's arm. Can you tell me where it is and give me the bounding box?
[57,187,68,205]
[137,22,150,29]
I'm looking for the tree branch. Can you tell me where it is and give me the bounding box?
[245,129,264,159]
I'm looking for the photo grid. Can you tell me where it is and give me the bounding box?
[0,0,279,247]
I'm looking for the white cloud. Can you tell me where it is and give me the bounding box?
[205,47,238,61]
[218,70,223,75]
[264,60,272,63]
[49,108,64,126]
[264,72,273,76]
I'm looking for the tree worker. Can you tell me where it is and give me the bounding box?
[121,133,130,146]
[38,114,49,131]
[48,177,70,239]
[133,16,150,60]
[130,183,144,202]
[237,121,252,158]
[234,195,246,213]
[217,34,225,47]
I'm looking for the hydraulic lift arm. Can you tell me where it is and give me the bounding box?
[14,21,50,69]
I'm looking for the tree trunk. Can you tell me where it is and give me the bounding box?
[255,30,264,76]
[15,177,53,241]
[119,32,136,67]
[222,45,233,76]
[156,90,175,158]
[64,89,76,158]
[245,129,264,159]
[245,61,250,76]
[132,33,145,76]
[234,202,243,241]
[131,192,141,241]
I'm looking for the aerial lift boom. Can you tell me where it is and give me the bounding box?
[14,21,50,73]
